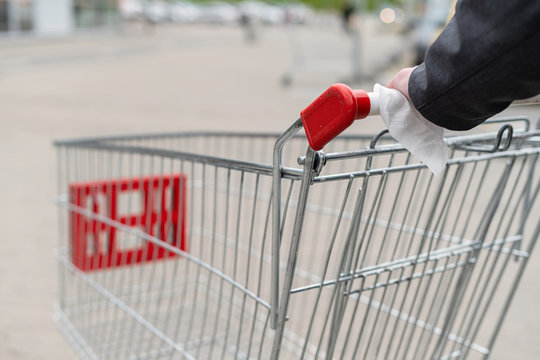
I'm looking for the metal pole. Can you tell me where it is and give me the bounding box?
[271,119,303,329]
[271,146,319,360]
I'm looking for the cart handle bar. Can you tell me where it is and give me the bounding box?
[301,83,379,151]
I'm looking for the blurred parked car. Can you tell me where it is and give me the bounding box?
[119,0,313,26]
[170,1,203,23]
[120,0,170,23]
[144,1,170,23]
[238,1,285,25]
[119,0,144,20]
[199,1,241,24]
[282,2,313,24]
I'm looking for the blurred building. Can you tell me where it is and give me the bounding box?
[0,0,118,36]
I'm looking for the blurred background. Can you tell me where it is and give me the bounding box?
[0,0,538,359]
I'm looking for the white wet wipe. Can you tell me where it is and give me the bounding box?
[374,83,448,175]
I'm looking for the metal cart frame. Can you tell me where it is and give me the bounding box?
[55,113,540,359]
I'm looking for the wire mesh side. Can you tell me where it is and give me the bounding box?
[278,139,540,359]
[55,128,540,360]
[55,143,291,360]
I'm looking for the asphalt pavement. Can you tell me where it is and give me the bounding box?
[0,20,538,359]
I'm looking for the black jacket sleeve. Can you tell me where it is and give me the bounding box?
[408,0,540,131]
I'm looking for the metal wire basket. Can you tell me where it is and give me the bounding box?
[54,89,540,360]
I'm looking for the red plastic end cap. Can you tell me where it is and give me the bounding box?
[352,89,370,119]
[300,84,370,150]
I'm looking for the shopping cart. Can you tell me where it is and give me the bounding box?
[55,84,540,360]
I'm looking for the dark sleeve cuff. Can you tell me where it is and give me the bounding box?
[408,64,489,131]
[407,0,540,131]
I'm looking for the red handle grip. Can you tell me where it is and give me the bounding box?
[300,83,372,151]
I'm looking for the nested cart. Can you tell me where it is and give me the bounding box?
[55,85,540,359]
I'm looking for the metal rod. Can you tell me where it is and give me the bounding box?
[271,118,303,329]
[270,146,317,360]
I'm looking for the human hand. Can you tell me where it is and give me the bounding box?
[387,67,415,101]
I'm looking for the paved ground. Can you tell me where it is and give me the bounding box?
[0,20,538,359]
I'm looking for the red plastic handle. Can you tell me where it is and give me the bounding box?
[300,83,371,150]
